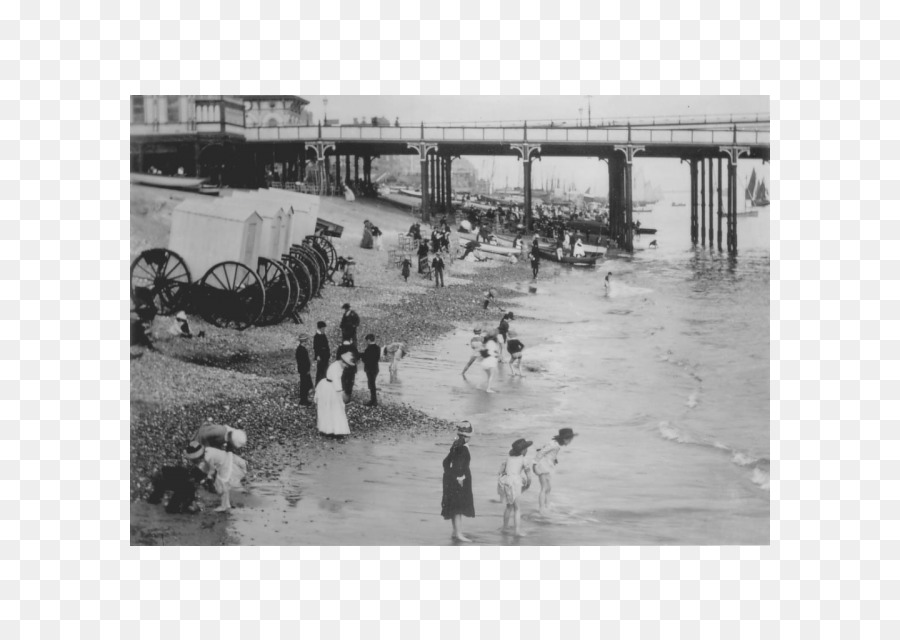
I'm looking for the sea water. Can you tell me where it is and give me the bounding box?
[231,205,769,545]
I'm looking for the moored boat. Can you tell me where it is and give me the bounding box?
[635,228,657,235]
[536,248,599,267]
[456,232,521,256]
[131,173,209,191]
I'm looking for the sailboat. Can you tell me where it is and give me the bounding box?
[752,177,769,207]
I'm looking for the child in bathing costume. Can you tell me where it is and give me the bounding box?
[497,438,534,536]
[532,428,577,513]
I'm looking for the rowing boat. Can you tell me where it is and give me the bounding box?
[536,248,599,266]
[131,173,209,191]
[457,232,521,256]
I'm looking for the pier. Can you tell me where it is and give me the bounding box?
[131,97,769,253]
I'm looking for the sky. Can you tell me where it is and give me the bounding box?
[309,96,770,195]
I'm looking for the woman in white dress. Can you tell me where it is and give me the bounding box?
[316,351,356,436]
[572,238,586,258]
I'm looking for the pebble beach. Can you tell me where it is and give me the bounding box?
[130,186,527,545]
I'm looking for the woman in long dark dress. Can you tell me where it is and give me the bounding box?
[441,422,475,542]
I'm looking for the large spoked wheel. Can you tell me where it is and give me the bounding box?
[195,261,265,331]
[256,257,292,325]
[282,254,313,312]
[297,246,327,295]
[130,249,192,316]
[306,236,338,281]
[290,247,321,297]
[283,265,301,321]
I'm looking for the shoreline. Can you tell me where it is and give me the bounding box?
[130,191,540,545]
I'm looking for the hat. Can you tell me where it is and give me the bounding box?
[342,303,351,310]
[175,310,187,321]
[317,321,327,329]
[298,334,309,342]
[473,327,482,334]
[509,438,533,456]
[184,441,204,460]
[228,429,247,449]
[340,351,357,365]
[456,421,474,436]
[557,428,577,440]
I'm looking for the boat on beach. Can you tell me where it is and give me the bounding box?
[635,227,657,235]
[536,248,599,267]
[456,232,521,256]
[131,173,210,191]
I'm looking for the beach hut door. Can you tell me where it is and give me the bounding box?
[242,219,259,265]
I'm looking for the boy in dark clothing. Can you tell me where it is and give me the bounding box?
[530,245,541,279]
[295,335,313,405]
[506,334,525,376]
[313,321,330,383]
[401,256,412,282]
[340,303,360,346]
[361,333,382,406]
[432,254,445,287]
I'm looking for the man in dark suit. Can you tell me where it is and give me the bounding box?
[340,303,360,347]
[335,338,360,400]
[361,333,381,406]
[295,334,313,406]
[313,321,330,384]
[431,253,445,288]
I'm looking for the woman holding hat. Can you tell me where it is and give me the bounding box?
[316,351,356,436]
[441,422,476,542]
[497,438,534,537]
[184,440,247,512]
[532,428,577,513]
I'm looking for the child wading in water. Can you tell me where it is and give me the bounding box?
[401,256,412,282]
[532,428,577,513]
[184,440,248,511]
[497,438,533,536]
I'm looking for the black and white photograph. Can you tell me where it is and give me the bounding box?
[130,95,770,546]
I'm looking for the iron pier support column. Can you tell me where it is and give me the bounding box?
[720,143,748,254]
[510,143,541,234]
[354,156,360,185]
[708,158,714,246]
[689,158,698,245]
[700,158,706,246]
[446,156,455,212]
[335,153,341,189]
[408,141,438,223]
[717,158,723,251]
[614,144,644,253]
[345,155,350,187]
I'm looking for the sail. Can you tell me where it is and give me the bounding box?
[745,169,757,201]
[755,179,768,202]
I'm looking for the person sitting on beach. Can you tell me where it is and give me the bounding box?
[461,327,484,377]
[532,428,577,513]
[572,237,586,258]
[506,331,524,376]
[498,438,534,537]
[184,440,248,512]
[146,464,207,514]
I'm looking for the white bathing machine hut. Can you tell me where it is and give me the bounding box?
[164,196,267,329]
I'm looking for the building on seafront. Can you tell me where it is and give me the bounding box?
[130,95,313,187]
